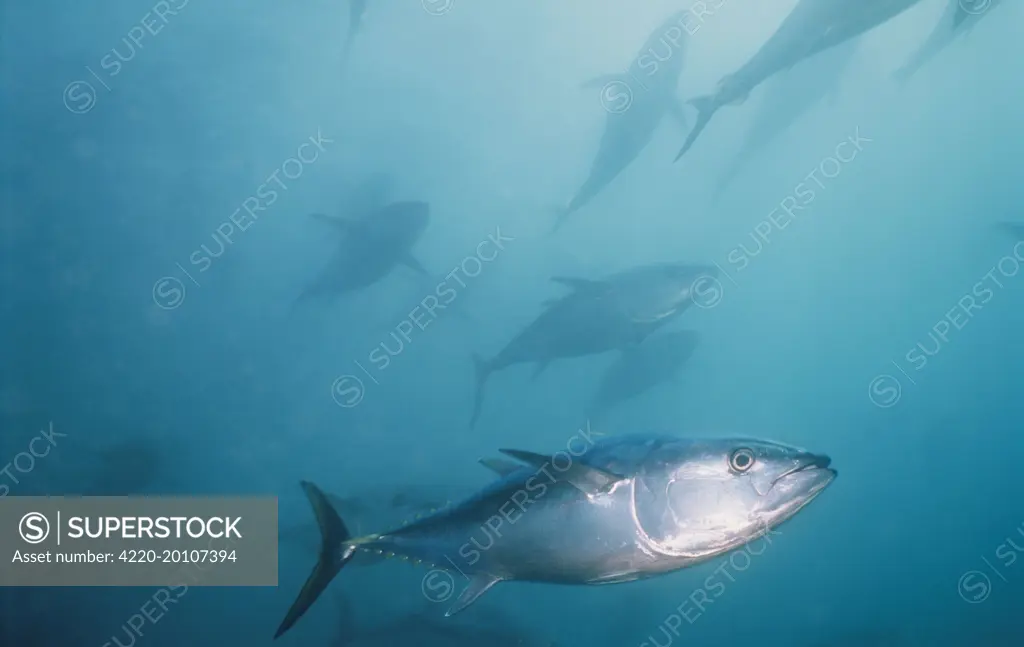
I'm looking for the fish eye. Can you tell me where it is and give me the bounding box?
[729,448,755,473]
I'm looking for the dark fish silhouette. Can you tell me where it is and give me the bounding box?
[676,0,925,162]
[553,10,692,232]
[953,0,1002,29]
[469,262,718,427]
[894,0,1003,82]
[588,330,700,418]
[294,200,430,306]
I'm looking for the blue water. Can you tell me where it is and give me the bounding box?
[3,0,1023,645]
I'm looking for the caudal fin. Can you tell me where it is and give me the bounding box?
[274,481,357,640]
[674,95,720,162]
[469,354,492,428]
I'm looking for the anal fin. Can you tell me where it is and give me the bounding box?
[445,574,501,617]
[498,448,625,495]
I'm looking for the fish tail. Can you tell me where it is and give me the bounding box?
[275,481,365,640]
[470,354,491,428]
[674,95,720,162]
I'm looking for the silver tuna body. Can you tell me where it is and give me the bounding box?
[274,433,837,639]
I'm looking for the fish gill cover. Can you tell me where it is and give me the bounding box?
[2,0,1023,646]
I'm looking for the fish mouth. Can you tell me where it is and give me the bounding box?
[773,453,837,489]
[757,452,835,530]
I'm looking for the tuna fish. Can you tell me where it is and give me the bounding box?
[714,36,861,199]
[294,200,430,305]
[273,433,837,639]
[675,0,925,162]
[893,0,1002,82]
[587,330,700,418]
[469,262,718,428]
[553,10,692,232]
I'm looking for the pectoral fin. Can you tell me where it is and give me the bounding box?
[445,574,501,617]
[498,448,625,495]
[479,457,523,477]
[402,254,428,275]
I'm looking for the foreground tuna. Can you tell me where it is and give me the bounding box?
[273,433,837,639]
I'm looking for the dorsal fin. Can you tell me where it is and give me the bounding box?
[498,448,625,495]
[478,457,523,477]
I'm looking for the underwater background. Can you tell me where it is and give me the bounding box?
[2,0,1024,645]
